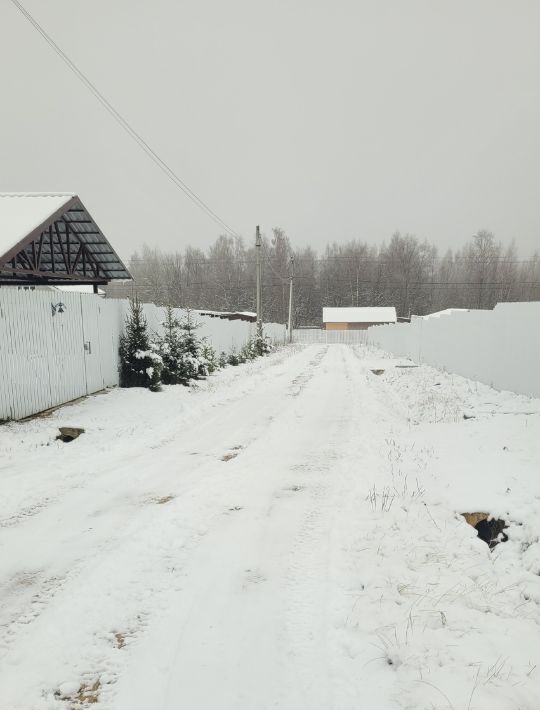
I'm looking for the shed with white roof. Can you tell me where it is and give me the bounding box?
[322,306,397,330]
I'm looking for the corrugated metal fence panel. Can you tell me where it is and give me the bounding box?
[0,289,54,420]
[293,329,367,344]
[0,291,121,420]
[141,303,286,354]
[0,290,88,419]
[48,292,88,409]
[81,295,106,393]
[262,322,287,345]
[95,298,124,388]
[0,291,288,420]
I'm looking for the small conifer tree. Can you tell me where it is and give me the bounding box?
[159,306,185,384]
[178,309,209,382]
[120,298,162,391]
[240,338,257,361]
[254,331,273,356]
[228,350,240,366]
[201,340,219,373]
[219,351,228,368]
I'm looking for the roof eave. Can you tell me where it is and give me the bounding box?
[0,195,79,264]
[75,196,132,281]
[0,194,132,283]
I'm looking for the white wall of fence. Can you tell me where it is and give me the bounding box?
[0,290,286,420]
[142,305,285,355]
[293,329,368,344]
[366,301,540,398]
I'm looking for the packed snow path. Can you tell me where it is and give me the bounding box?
[1,345,540,710]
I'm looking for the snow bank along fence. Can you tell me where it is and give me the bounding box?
[366,302,540,398]
[0,289,286,420]
[293,328,368,344]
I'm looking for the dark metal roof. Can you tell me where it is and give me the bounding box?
[0,194,131,286]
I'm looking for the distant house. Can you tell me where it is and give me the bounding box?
[322,306,397,330]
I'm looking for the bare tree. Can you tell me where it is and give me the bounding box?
[118,228,539,325]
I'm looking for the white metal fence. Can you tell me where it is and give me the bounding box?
[293,328,367,344]
[367,301,540,398]
[0,290,286,420]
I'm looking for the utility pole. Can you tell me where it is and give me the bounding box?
[255,226,262,339]
[288,254,294,343]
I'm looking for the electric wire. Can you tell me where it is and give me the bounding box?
[9,0,240,238]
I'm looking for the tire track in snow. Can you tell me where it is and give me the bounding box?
[0,345,333,708]
[279,348,356,708]
[287,346,328,397]
[0,346,312,531]
[278,345,393,710]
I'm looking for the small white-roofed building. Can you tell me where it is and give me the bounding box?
[322,306,397,330]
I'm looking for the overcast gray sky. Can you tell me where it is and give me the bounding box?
[1,0,539,260]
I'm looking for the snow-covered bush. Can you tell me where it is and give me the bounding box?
[225,331,274,367]
[201,340,219,374]
[240,338,258,362]
[120,298,162,391]
[228,350,241,366]
[218,351,229,369]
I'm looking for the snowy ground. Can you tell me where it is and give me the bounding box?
[1,344,540,710]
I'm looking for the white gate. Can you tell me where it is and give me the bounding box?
[292,328,367,344]
[48,295,88,409]
[81,296,105,394]
[0,290,123,420]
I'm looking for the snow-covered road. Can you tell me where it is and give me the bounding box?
[1,344,540,709]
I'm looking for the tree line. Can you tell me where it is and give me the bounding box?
[112,230,540,326]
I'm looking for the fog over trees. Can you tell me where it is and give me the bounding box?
[119,231,540,326]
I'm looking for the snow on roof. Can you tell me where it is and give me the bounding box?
[322,307,397,323]
[415,308,470,320]
[55,285,105,295]
[0,193,75,255]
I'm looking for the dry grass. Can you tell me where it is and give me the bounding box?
[55,679,101,707]
[74,679,100,706]
[221,452,239,462]
[156,495,174,505]
[14,570,40,587]
[114,632,127,649]
[462,512,489,527]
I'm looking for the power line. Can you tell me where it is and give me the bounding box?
[9,0,239,238]
[128,275,540,289]
[262,245,289,284]
[126,255,540,266]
